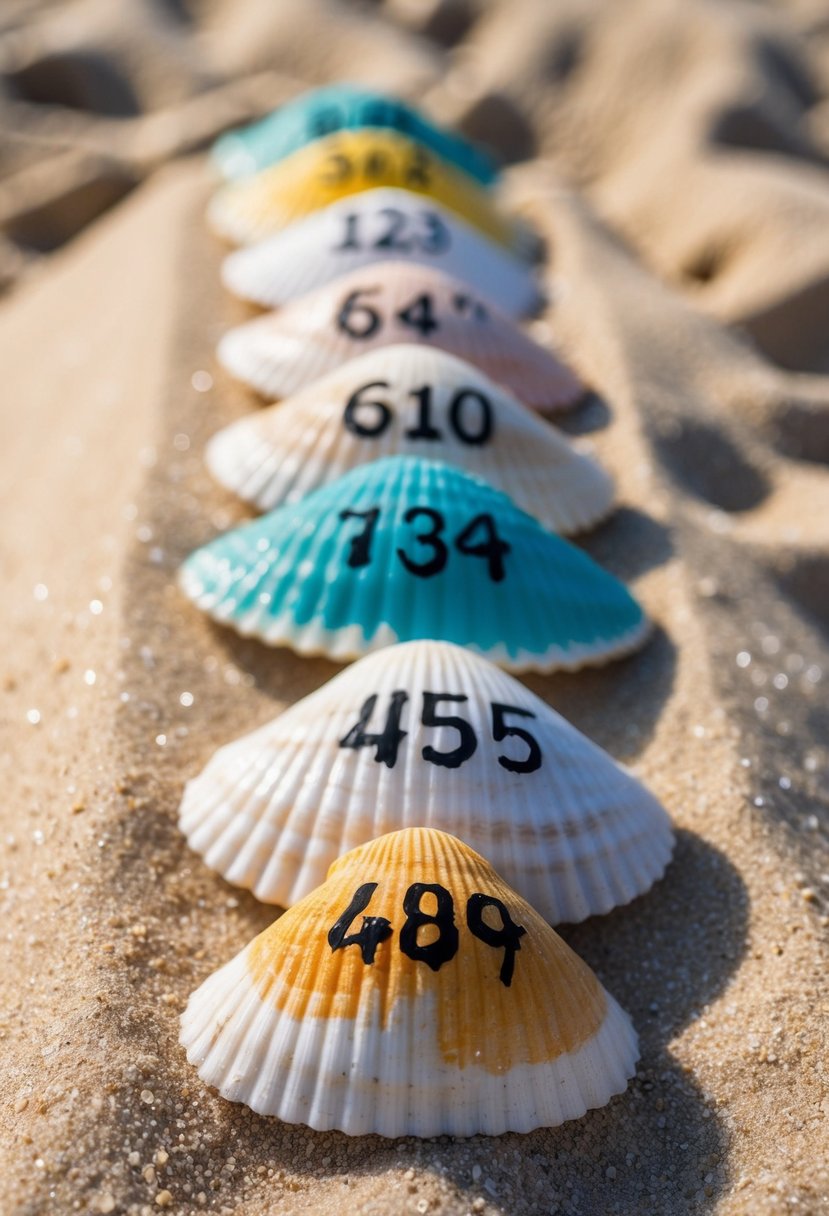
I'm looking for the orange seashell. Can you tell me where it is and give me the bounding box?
[180,828,639,1136]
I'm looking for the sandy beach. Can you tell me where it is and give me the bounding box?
[1,1,828,1213]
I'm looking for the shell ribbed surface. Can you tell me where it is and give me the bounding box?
[220,189,540,316]
[179,455,649,670]
[179,828,639,1136]
[216,263,581,411]
[211,85,498,186]
[180,640,674,922]
[206,345,610,533]
[208,129,517,249]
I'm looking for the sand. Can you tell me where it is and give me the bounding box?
[0,1,828,1213]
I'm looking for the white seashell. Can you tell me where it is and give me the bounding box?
[180,827,640,1136]
[179,640,674,923]
[207,345,611,534]
[216,262,582,411]
[220,188,540,316]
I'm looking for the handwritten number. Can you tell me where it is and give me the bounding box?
[490,704,542,774]
[334,212,360,251]
[343,380,392,435]
[397,507,448,578]
[339,508,380,568]
[448,390,493,446]
[328,883,393,964]
[404,145,431,188]
[452,292,488,322]
[331,210,449,255]
[339,690,409,768]
[329,884,526,983]
[320,152,352,185]
[340,506,508,581]
[466,893,526,986]
[338,291,382,340]
[399,883,459,971]
[421,693,478,768]
[338,693,540,775]
[454,513,510,582]
[404,385,441,441]
[375,207,412,251]
[420,211,450,252]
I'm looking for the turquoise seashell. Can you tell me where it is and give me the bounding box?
[211,84,498,186]
[179,456,649,671]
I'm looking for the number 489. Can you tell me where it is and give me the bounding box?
[328,880,527,986]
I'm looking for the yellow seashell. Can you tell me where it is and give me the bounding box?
[180,828,639,1136]
[207,129,521,249]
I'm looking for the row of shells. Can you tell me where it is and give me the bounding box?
[175,84,674,1139]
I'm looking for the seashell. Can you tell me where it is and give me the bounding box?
[212,84,499,186]
[179,827,640,1136]
[221,187,540,316]
[179,455,649,670]
[180,640,674,923]
[208,130,519,249]
[216,262,581,412]
[206,344,610,534]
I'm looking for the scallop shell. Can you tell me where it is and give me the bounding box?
[212,84,498,186]
[221,188,540,316]
[216,262,580,412]
[208,129,518,249]
[207,345,610,534]
[179,455,649,670]
[180,827,639,1136]
[180,640,674,923]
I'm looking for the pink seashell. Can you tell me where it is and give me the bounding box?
[219,262,583,412]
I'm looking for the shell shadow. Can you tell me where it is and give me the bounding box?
[576,504,675,582]
[561,829,749,1040]
[553,388,612,436]
[650,419,771,514]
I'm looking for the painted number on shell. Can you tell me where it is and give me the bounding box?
[337,506,510,581]
[336,288,486,341]
[339,691,541,773]
[343,380,493,446]
[333,208,450,255]
[318,144,431,189]
[329,882,526,985]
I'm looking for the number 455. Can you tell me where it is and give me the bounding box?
[340,690,542,772]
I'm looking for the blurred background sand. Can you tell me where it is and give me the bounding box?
[0,1,828,1213]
